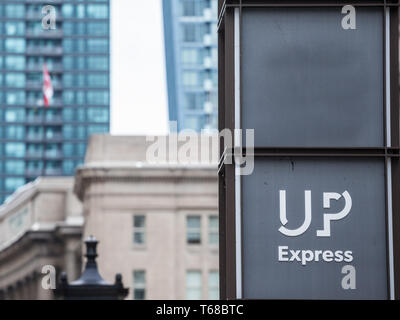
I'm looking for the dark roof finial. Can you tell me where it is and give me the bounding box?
[84,235,98,265]
[55,235,129,299]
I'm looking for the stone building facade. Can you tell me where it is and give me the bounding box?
[0,134,219,300]
[0,177,83,300]
[74,134,219,300]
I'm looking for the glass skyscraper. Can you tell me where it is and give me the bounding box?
[0,0,110,203]
[163,0,218,132]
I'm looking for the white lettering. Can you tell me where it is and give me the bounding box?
[322,250,334,262]
[278,246,354,265]
[344,250,354,262]
[301,250,314,266]
[278,246,289,261]
[289,250,301,262]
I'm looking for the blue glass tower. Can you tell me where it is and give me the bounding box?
[0,0,110,203]
[162,0,218,132]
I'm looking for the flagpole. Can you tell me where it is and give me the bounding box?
[42,64,46,178]
[42,100,46,177]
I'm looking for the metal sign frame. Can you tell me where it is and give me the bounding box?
[218,0,400,300]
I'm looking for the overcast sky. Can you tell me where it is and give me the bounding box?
[110,0,169,135]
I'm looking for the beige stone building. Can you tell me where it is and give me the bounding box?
[0,134,219,300]
[74,134,219,300]
[0,177,83,300]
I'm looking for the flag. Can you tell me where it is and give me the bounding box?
[43,63,53,107]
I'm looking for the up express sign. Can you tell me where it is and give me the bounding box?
[218,1,400,300]
[242,158,387,299]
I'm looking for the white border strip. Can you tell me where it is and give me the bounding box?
[386,9,392,147]
[234,7,242,299]
[387,160,394,300]
[385,8,395,300]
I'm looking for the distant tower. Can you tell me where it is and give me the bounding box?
[0,1,110,203]
[162,0,218,132]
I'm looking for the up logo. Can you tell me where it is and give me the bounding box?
[278,190,352,237]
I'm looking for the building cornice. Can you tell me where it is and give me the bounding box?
[0,220,84,255]
[74,163,218,201]
[0,222,83,262]
[0,177,75,220]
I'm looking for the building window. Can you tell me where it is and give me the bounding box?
[46,144,61,158]
[184,115,205,132]
[77,143,86,157]
[76,39,86,53]
[87,39,109,53]
[62,108,75,122]
[180,0,207,16]
[76,75,86,88]
[184,92,204,111]
[63,57,74,69]
[76,91,85,105]
[27,21,46,36]
[5,22,25,36]
[63,39,74,53]
[27,161,43,174]
[76,57,85,70]
[63,22,74,35]
[64,74,86,88]
[5,125,25,139]
[5,5,25,18]
[87,125,108,136]
[6,91,25,105]
[187,216,201,244]
[87,74,109,88]
[5,161,25,175]
[5,39,25,53]
[63,91,75,105]
[62,160,74,175]
[133,215,146,246]
[63,125,86,140]
[87,91,109,105]
[63,125,73,139]
[63,143,74,157]
[63,74,74,88]
[208,271,219,300]
[181,0,195,16]
[5,178,25,192]
[87,22,109,36]
[183,71,200,87]
[182,23,203,42]
[88,56,109,70]
[182,48,200,65]
[45,160,62,174]
[5,73,25,88]
[87,4,109,19]
[5,56,25,70]
[5,143,25,157]
[133,270,146,300]
[87,108,109,122]
[5,109,25,122]
[186,271,202,300]
[76,4,86,18]
[208,216,218,245]
[62,4,74,18]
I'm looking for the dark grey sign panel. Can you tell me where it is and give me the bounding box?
[242,158,388,299]
[242,8,383,147]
